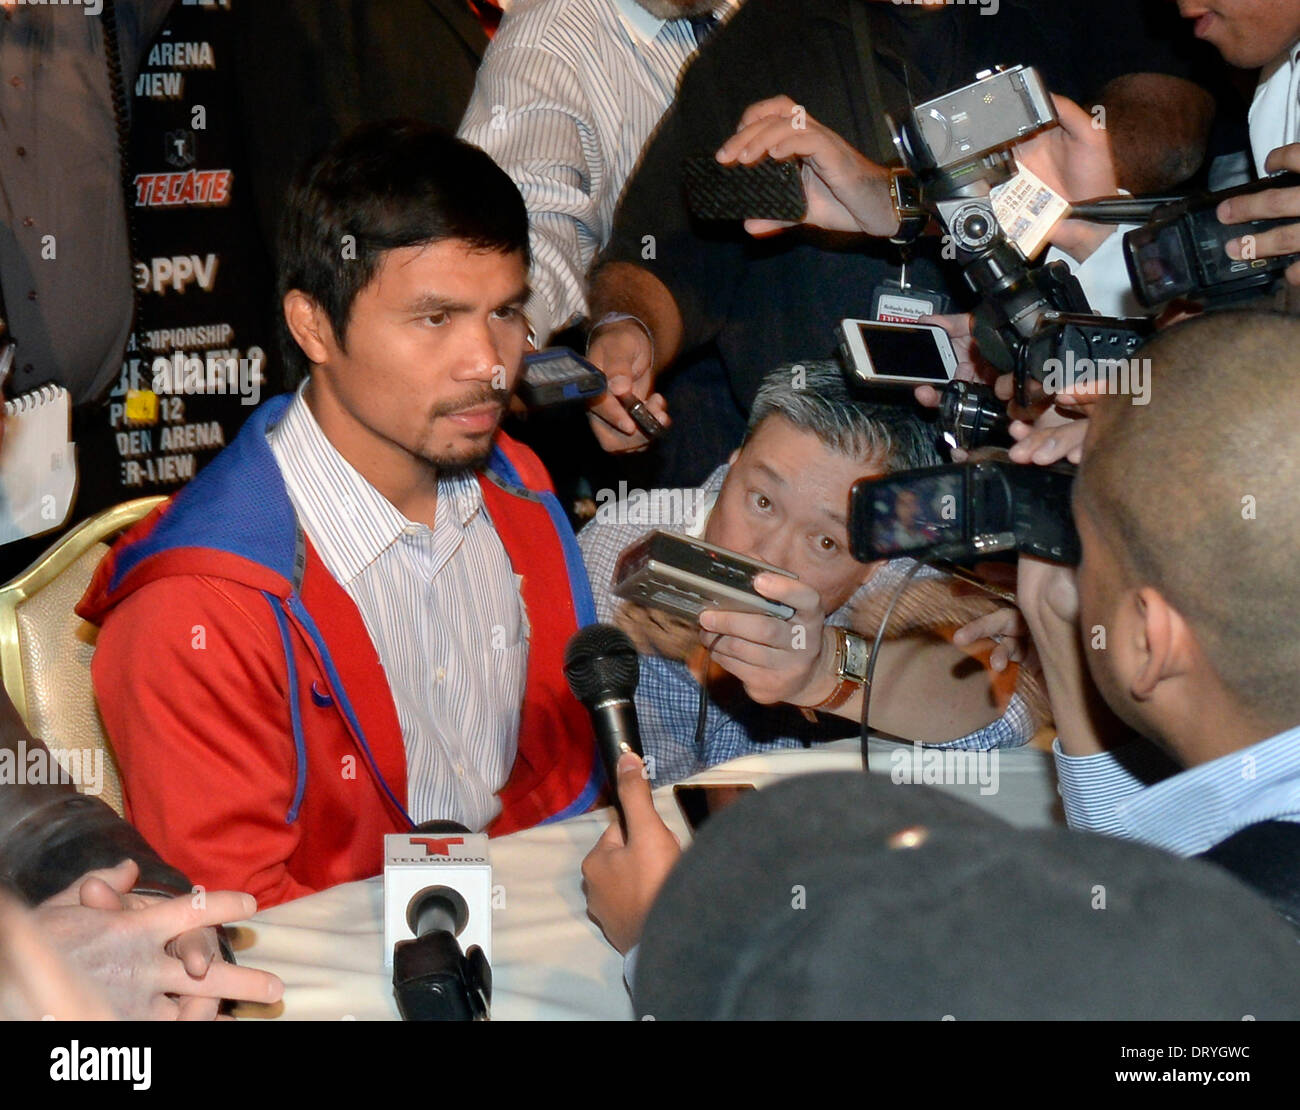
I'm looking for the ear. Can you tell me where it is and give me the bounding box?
[728,447,741,467]
[283,290,334,369]
[1129,586,1193,699]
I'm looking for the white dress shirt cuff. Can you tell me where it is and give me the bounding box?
[1046,227,1145,318]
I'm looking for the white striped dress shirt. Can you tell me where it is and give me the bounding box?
[267,388,528,831]
[1054,729,1300,856]
[458,0,738,345]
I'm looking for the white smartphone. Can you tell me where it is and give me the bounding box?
[837,319,959,387]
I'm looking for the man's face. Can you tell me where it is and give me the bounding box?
[895,489,919,528]
[306,238,529,476]
[705,416,882,614]
[1178,0,1300,68]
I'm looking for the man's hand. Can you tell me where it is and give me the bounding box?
[952,606,1029,674]
[911,312,987,460]
[714,96,898,238]
[35,858,284,1020]
[1008,406,1089,467]
[585,319,670,453]
[581,753,682,955]
[1220,144,1300,285]
[697,573,837,707]
[1013,94,1120,263]
[0,891,116,1021]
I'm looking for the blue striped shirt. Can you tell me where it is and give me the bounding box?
[267,387,528,831]
[458,0,737,344]
[1054,729,1300,855]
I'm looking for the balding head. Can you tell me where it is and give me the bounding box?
[1077,310,1300,728]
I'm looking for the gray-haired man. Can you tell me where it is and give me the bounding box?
[578,362,1042,786]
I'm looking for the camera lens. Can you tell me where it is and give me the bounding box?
[938,380,1008,452]
[948,202,999,252]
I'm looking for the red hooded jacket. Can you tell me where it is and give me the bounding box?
[77,394,601,908]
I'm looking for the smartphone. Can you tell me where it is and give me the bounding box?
[837,319,959,387]
[519,348,607,408]
[612,530,797,621]
[681,155,807,222]
[673,783,757,833]
[618,393,665,440]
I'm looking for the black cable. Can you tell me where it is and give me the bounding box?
[860,556,934,771]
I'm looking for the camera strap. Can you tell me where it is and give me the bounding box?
[849,5,952,324]
[848,3,897,166]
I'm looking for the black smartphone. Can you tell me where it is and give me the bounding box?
[519,348,607,408]
[673,783,757,833]
[681,155,807,222]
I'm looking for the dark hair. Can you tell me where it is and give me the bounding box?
[275,119,530,383]
[746,360,941,471]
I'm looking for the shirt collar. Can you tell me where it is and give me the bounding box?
[272,385,484,585]
[1120,725,1300,854]
[613,0,736,47]
[685,462,729,538]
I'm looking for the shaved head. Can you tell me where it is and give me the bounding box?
[1077,310,1300,723]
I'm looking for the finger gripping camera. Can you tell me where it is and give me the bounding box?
[1121,173,1300,308]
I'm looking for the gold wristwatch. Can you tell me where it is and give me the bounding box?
[810,626,871,713]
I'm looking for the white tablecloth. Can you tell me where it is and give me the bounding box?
[231,739,1061,1020]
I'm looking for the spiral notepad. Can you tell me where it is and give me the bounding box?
[0,384,76,545]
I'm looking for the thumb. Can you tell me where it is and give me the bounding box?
[614,752,659,833]
[1051,93,1092,139]
[744,218,797,237]
[79,858,140,908]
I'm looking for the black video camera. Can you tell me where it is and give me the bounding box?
[1121,173,1300,308]
[886,66,1150,429]
[849,460,1079,566]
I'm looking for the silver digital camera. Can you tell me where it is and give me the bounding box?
[899,65,1057,174]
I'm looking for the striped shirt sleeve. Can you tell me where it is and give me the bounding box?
[1053,738,1180,836]
[460,43,607,343]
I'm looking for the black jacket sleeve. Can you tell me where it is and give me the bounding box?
[0,689,189,905]
[597,0,822,356]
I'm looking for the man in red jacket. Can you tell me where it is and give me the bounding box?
[78,122,601,909]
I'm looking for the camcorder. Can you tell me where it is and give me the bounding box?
[1119,173,1300,308]
[893,64,1056,202]
[886,66,1151,434]
[848,460,1079,567]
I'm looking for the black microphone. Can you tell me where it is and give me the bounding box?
[563,624,645,822]
[391,820,491,1021]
